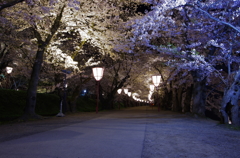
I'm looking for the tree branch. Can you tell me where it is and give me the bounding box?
[0,0,24,12]
[45,5,65,44]
[184,4,240,33]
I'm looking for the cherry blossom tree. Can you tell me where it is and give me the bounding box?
[1,0,147,118]
[119,0,240,125]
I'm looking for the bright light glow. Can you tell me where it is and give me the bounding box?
[150,85,154,91]
[148,94,153,101]
[152,75,161,87]
[117,89,122,94]
[124,89,128,94]
[149,91,153,95]
[128,92,131,97]
[6,67,13,74]
[92,67,104,81]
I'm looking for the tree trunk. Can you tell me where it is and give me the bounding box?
[177,86,183,112]
[172,85,182,112]
[172,88,178,112]
[221,71,240,126]
[102,95,114,110]
[183,85,193,112]
[23,47,45,119]
[69,85,81,113]
[161,88,172,110]
[21,6,65,120]
[192,79,206,116]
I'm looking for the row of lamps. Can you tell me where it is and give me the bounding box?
[151,75,161,111]
[56,66,162,114]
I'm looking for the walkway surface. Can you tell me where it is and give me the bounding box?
[0,106,240,158]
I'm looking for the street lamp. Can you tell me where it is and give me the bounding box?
[152,75,161,111]
[117,89,122,110]
[57,70,71,117]
[152,76,161,87]
[117,89,122,94]
[150,84,154,92]
[123,88,129,107]
[92,67,104,113]
[124,88,128,94]
[127,92,131,107]
[6,67,16,89]
[6,67,13,74]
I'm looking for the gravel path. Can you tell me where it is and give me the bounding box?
[0,106,239,158]
[142,108,240,158]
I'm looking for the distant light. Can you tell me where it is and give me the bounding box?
[124,89,128,94]
[6,67,13,74]
[152,75,161,87]
[117,89,122,94]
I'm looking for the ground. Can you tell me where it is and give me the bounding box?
[0,106,239,158]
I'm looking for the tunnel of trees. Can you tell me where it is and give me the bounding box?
[0,0,239,126]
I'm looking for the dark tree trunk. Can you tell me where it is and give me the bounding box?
[69,77,91,112]
[172,85,183,112]
[183,85,193,112]
[69,85,81,113]
[192,79,206,116]
[99,73,130,110]
[161,88,172,110]
[0,0,24,12]
[21,6,65,120]
[102,93,114,110]
[172,88,178,112]
[177,86,183,112]
[190,70,206,116]
[161,89,167,110]
[221,71,240,126]
[23,47,45,119]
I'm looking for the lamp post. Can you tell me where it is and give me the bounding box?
[128,92,131,107]
[57,70,71,117]
[117,89,122,109]
[92,67,104,113]
[152,75,161,111]
[123,88,128,107]
[6,67,16,90]
[149,84,155,109]
[150,84,154,92]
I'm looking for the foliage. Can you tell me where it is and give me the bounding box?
[0,0,239,124]
[115,0,240,124]
[75,96,101,112]
[0,89,60,122]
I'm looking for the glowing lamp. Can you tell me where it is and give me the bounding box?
[6,67,13,74]
[124,89,128,94]
[92,67,104,81]
[152,75,161,87]
[117,89,122,94]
